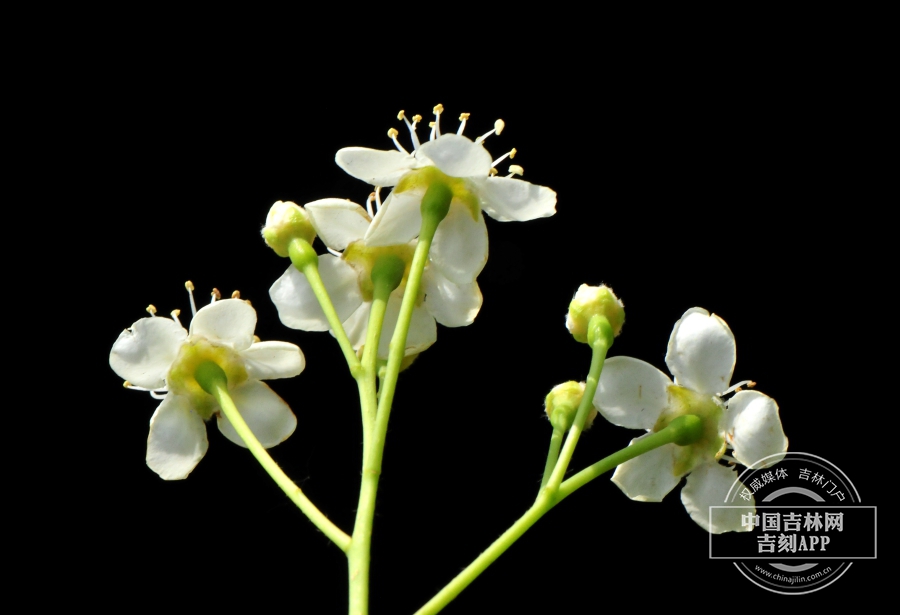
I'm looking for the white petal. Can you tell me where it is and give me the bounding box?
[241,341,305,380]
[340,301,371,351]
[305,198,371,251]
[377,295,437,359]
[430,204,488,285]
[423,267,483,327]
[681,462,752,533]
[665,308,736,395]
[723,391,788,468]
[190,298,257,351]
[364,189,423,247]
[110,316,187,389]
[417,134,492,178]
[269,256,363,331]
[217,381,297,448]
[594,356,673,430]
[335,147,413,187]
[471,176,557,222]
[146,394,208,480]
[611,438,681,502]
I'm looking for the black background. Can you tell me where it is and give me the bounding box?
[59,53,883,612]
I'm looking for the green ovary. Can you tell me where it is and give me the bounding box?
[655,386,726,477]
[166,337,248,419]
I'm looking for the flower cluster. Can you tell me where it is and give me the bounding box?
[593,307,788,533]
[110,287,304,479]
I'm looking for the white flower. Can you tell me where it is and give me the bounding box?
[269,198,482,359]
[334,105,557,285]
[110,292,304,480]
[593,307,788,533]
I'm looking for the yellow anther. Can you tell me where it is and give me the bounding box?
[433,103,444,115]
[244,299,253,306]
[123,380,131,388]
[185,281,195,291]
[231,290,241,299]
[494,119,505,135]
[489,168,499,176]
[509,147,517,159]
[253,335,261,343]
[412,114,422,123]
[146,304,157,315]
[428,121,435,128]
[509,164,524,176]
[397,110,406,120]
[748,381,757,388]
[387,127,399,138]
[171,309,181,317]
[211,288,221,300]
[459,113,470,121]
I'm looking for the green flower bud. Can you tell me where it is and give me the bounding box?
[262,201,317,257]
[566,284,625,344]
[544,381,597,431]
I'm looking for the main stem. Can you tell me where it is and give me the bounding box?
[347,183,451,615]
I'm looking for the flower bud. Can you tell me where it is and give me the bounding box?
[566,284,625,343]
[262,201,317,258]
[544,381,597,431]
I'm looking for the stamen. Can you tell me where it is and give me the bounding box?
[492,147,517,166]
[366,192,375,218]
[211,288,221,303]
[253,335,261,343]
[124,381,169,399]
[489,168,499,176]
[457,112,471,135]
[507,165,524,178]
[244,299,252,307]
[428,121,436,141]
[399,110,421,150]
[387,127,408,155]
[374,186,382,212]
[231,290,241,299]
[326,247,342,257]
[146,304,157,317]
[185,281,197,316]
[719,380,756,397]
[476,118,505,143]
[170,309,182,327]
[431,103,444,139]
[150,390,167,400]
[123,380,131,388]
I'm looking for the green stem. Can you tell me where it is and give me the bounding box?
[544,315,613,494]
[289,238,361,374]
[347,183,451,615]
[539,427,565,489]
[196,362,351,552]
[415,414,703,615]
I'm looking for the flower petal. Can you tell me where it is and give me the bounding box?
[146,393,208,480]
[430,204,488,285]
[340,301,370,351]
[417,134,492,178]
[269,256,363,331]
[305,198,372,251]
[241,341,305,380]
[594,356,673,430]
[723,390,788,468]
[611,438,681,502]
[374,295,437,359]
[217,381,297,448]
[335,147,413,187]
[110,316,187,389]
[364,189,423,247]
[471,176,557,222]
[423,267,483,327]
[665,308,736,395]
[681,462,753,533]
[190,298,257,351]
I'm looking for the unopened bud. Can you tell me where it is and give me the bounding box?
[262,201,317,258]
[566,284,625,344]
[544,381,597,431]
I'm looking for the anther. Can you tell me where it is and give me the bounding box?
[412,114,422,124]
[253,335,261,343]
[211,288,221,302]
[123,380,131,388]
[387,127,408,154]
[146,304,157,316]
[185,281,194,291]
[170,309,182,326]
[185,281,197,316]
[433,103,444,115]
[476,119,505,143]
[231,290,241,299]
[489,168,499,176]
[244,299,252,306]
[397,110,406,120]
[430,104,444,140]
[507,165,524,178]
